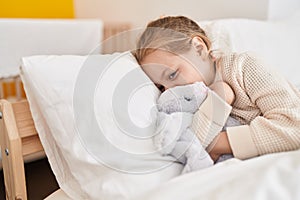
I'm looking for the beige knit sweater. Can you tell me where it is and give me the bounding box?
[191,52,300,160]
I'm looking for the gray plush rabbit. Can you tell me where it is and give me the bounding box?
[154,82,239,173]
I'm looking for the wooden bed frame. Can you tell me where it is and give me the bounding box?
[0,99,42,200]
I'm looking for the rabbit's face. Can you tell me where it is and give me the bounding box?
[157,82,208,114]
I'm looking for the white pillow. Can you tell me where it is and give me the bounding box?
[199,20,231,54]
[200,16,300,88]
[20,52,182,199]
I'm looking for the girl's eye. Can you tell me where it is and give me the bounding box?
[168,70,178,80]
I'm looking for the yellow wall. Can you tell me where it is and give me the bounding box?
[0,0,74,18]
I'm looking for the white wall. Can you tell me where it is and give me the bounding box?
[74,0,269,27]
[268,0,300,20]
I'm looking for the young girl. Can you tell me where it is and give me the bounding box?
[134,16,300,162]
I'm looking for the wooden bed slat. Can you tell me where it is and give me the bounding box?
[22,135,44,156]
[12,100,30,114]
[17,125,38,138]
[12,101,38,138]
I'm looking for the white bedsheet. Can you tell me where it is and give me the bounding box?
[45,150,300,200]
[132,150,300,200]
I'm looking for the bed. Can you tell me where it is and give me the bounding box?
[1,100,300,200]
[1,12,300,200]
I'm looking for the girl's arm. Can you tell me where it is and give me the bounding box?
[209,81,235,105]
[204,82,235,162]
[191,89,232,149]
[193,53,300,161]
[226,54,300,160]
[206,131,232,162]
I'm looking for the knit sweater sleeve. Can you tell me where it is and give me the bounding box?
[191,90,232,149]
[227,53,300,159]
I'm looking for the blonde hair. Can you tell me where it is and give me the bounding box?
[134,16,214,63]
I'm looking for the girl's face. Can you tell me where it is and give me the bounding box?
[140,45,215,90]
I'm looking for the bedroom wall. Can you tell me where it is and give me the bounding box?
[268,0,300,20]
[74,0,269,27]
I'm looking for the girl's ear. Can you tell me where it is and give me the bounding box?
[191,37,208,59]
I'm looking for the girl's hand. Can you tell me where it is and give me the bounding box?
[207,131,233,162]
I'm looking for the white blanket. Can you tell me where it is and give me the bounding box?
[45,150,300,200]
[132,149,300,200]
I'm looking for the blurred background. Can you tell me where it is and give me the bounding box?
[1,0,300,26]
[74,0,300,26]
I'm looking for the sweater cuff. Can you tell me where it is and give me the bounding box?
[199,90,232,125]
[191,91,232,148]
[227,125,259,159]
